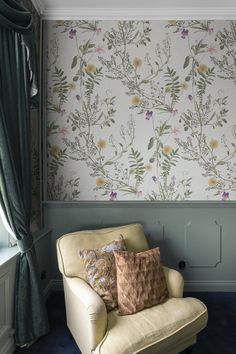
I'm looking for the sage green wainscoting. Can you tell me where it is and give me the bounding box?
[43,201,236,292]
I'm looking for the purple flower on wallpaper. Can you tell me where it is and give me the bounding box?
[222,192,229,200]
[59,108,66,116]
[145,110,153,120]
[75,94,81,101]
[208,27,214,34]
[69,29,76,39]
[181,29,189,39]
[188,94,193,102]
[110,191,117,200]
[152,176,158,183]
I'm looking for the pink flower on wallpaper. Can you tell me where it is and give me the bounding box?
[207,45,217,54]
[59,127,69,137]
[135,191,142,198]
[208,28,214,34]
[95,28,102,35]
[172,126,182,137]
[171,108,178,116]
[95,46,105,54]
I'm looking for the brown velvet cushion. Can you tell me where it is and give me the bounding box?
[80,236,126,311]
[114,247,169,315]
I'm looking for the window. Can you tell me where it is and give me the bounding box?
[0,204,15,248]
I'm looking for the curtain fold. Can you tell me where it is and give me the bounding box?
[0,0,49,347]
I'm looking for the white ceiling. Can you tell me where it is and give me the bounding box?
[34,0,236,19]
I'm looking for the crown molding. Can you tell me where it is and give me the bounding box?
[31,0,45,14]
[41,7,236,20]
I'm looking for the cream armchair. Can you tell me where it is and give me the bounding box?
[56,224,208,354]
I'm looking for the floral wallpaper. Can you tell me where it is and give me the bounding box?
[45,20,236,201]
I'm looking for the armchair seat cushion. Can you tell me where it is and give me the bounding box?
[93,297,207,354]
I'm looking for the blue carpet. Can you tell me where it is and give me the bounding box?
[14,292,236,354]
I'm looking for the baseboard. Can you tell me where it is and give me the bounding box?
[43,279,63,300]
[1,336,15,354]
[185,280,236,292]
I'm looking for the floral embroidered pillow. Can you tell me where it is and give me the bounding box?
[79,236,127,311]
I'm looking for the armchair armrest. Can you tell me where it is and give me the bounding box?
[163,266,184,298]
[63,276,107,354]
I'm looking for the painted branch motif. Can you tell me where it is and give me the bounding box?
[46,20,236,201]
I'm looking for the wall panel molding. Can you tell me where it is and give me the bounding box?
[184,220,223,268]
[41,7,236,20]
[185,280,236,292]
[45,278,236,294]
[0,259,17,354]
[43,201,236,208]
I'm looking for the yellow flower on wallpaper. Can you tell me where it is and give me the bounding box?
[50,144,60,156]
[133,57,143,69]
[209,139,220,150]
[162,145,173,155]
[97,139,107,149]
[132,95,141,106]
[68,82,76,90]
[198,64,208,73]
[168,20,177,25]
[181,82,188,90]
[55,20,64,26]
[86,64,96,73]
[145,163,152,172]
[208,177,217,187]
[96,177,105,187]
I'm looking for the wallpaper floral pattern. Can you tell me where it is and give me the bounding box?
[45,20,236,201]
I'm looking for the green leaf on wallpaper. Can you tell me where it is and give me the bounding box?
[71,55,78,69]
[149,157,155,163]
[129,148,145,186]
[183,56,190,69]
[148,137,155,150]
[104,161,113,166]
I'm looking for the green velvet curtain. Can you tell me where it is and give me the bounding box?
[0,0,49,347]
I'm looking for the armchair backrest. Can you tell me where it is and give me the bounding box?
[56,223,149,280]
